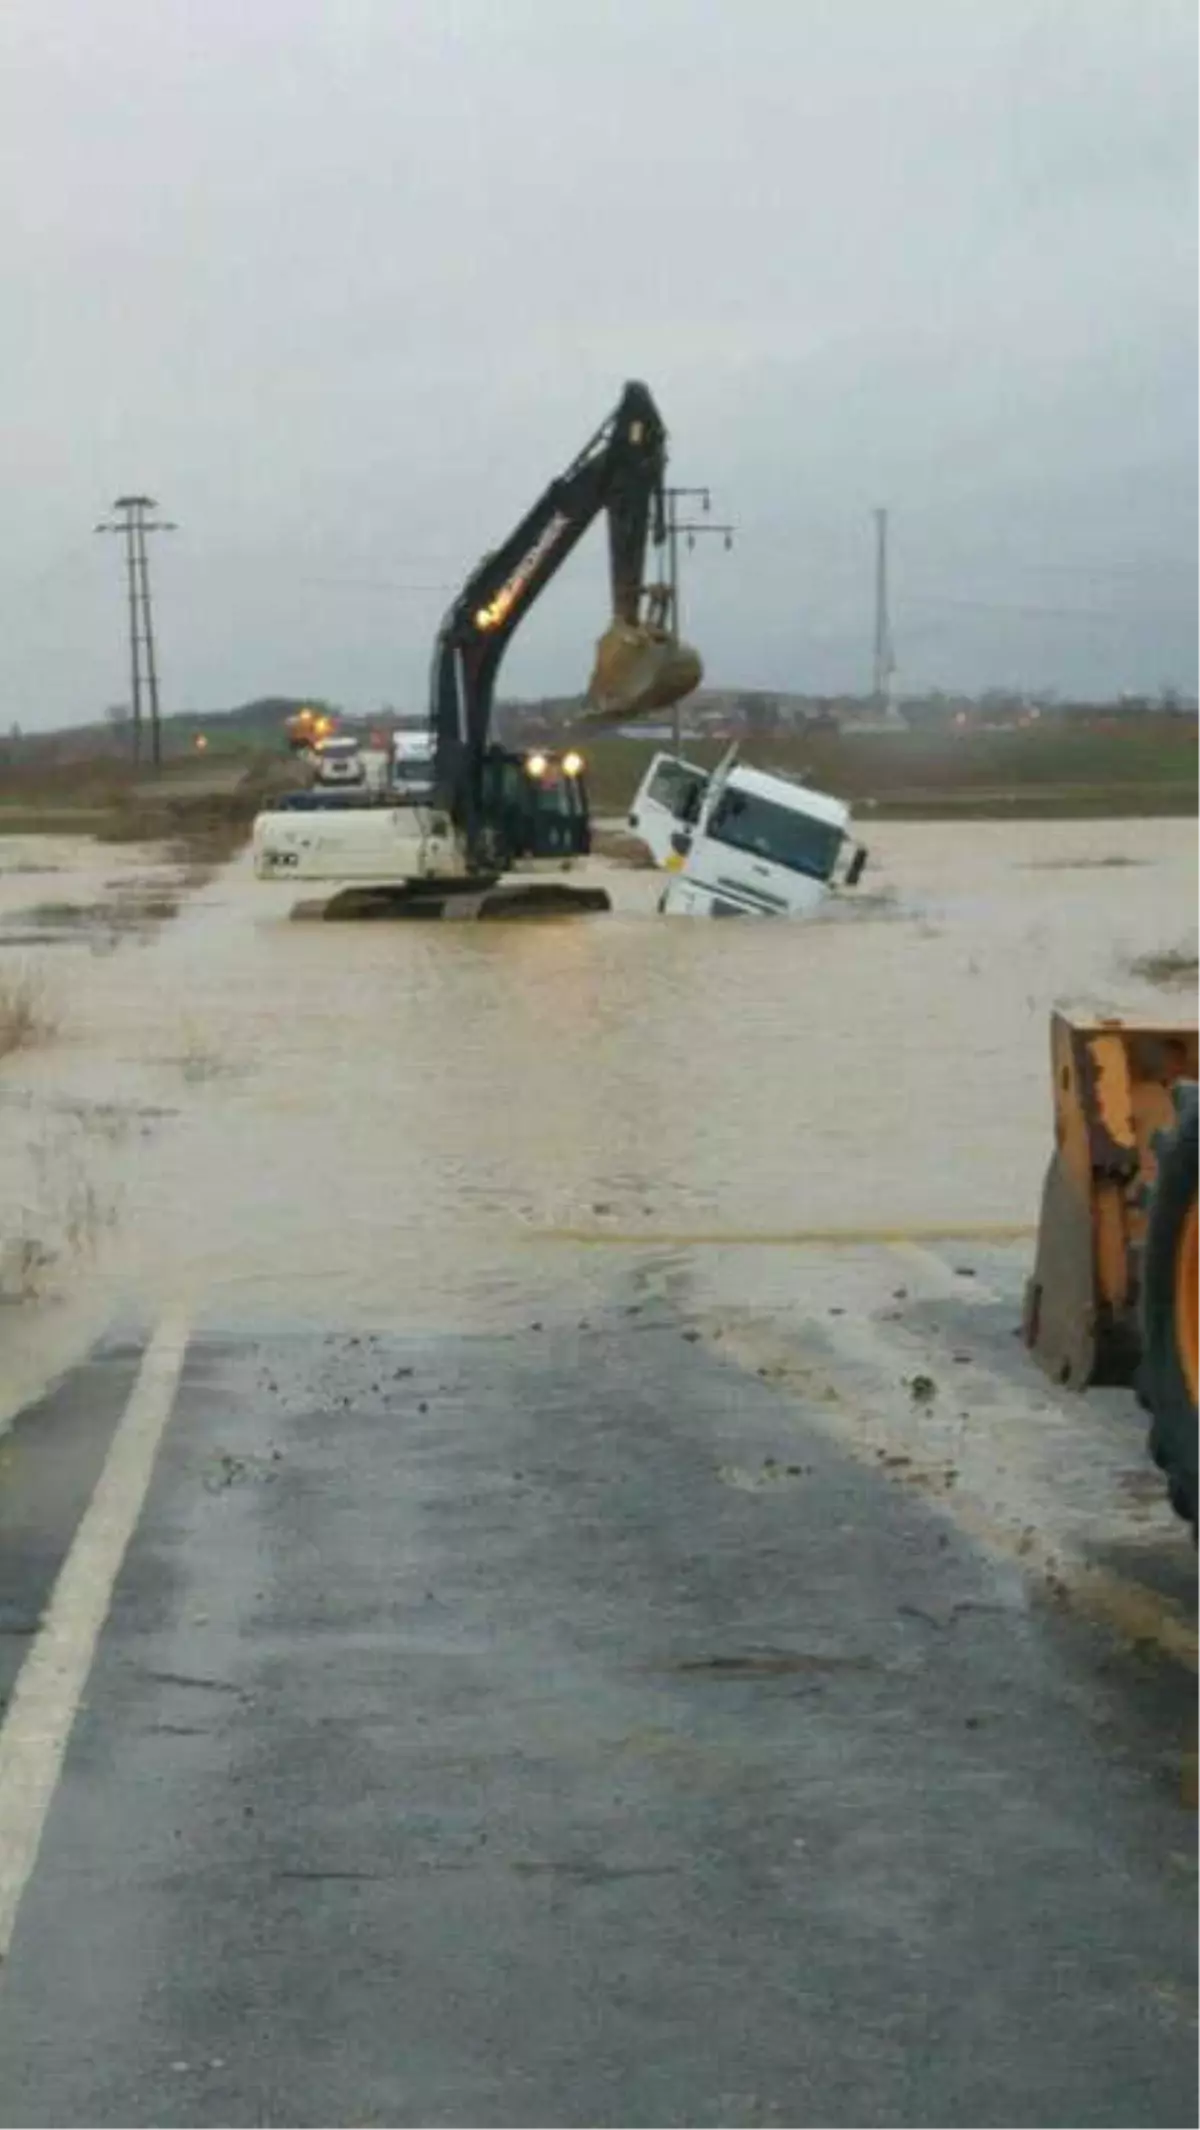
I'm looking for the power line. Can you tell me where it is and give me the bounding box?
[296,576,456,595]
[94,495,176,768]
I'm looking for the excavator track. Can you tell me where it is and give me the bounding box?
[292,880,611,922]
[1141,1081,1199,1528]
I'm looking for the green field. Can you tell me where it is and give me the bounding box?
[0,751,282,857]
[570,720,1198,819]
[1,720,1194,838]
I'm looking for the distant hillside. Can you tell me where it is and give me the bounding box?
[3,697,339,763]
[4,684,1196,770]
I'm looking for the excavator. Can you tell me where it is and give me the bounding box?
[253,381,700,914]
[1024,1014,1198,1529]
[430,377,700,866]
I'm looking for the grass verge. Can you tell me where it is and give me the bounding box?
[0,967,55,1059]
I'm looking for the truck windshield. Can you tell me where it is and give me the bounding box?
[707,787,845,882]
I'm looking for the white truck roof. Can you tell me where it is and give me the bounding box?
[726,761,851,831]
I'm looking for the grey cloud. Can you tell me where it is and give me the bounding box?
[1,0,1194,728]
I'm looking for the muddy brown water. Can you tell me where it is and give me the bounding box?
[0,816,1195,1373]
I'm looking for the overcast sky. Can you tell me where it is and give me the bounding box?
[2,0,1195,729]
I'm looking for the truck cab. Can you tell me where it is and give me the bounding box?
[628,749,867,917]
[390,730,436,800]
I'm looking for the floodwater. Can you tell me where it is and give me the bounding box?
[0,815,1195,1372]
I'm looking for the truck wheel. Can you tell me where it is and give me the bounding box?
[1140,1081,1198,1530]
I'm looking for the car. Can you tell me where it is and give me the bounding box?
[311,735,366,787]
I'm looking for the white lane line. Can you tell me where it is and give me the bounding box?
[0,1308,191,1960]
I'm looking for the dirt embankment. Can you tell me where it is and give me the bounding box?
[0,751,302,863]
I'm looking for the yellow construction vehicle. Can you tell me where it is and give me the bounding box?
[1024,1012,1198,1527]
[284,707,333,753]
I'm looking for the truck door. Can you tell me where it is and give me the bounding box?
[627,753,710,866]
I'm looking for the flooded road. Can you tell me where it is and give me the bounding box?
[1,814,1195,1668]
[4,814,1195,1334]
[0,815,1195,2125]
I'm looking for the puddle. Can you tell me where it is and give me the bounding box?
[666,1650,882,1677]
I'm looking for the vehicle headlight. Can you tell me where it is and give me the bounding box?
[562,750,584,777]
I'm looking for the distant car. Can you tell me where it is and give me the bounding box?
[311,736,366,787]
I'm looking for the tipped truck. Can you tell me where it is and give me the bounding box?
[627,745,868,919]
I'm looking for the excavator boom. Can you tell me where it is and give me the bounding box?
[430,380,701,858]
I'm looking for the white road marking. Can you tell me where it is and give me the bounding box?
[0,1308,191,1959]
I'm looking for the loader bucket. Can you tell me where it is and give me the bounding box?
[583,619,703,725]
[1022,1012,1198,1389]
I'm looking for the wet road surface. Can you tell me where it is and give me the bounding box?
[0,819,1196,2124]
[0,1269,1195,2128]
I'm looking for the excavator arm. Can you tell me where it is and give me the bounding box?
[430,380,700,857]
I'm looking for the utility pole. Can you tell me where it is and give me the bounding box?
[95,495,176,768]
[663,485,735,752]
[871,505,895,721]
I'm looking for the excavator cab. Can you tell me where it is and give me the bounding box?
[479,747,591,866]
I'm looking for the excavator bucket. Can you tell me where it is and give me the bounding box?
[583,619,703,725]
[1023,1012,1198,1390]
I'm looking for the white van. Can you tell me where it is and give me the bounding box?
[628,748,867,918]
[390,730,436,800]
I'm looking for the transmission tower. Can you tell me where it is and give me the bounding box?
[95,495,176,768]
[871,506,897,720]
[663,485,735,751]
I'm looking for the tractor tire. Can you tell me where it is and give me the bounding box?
[1140,1080,1198,1530]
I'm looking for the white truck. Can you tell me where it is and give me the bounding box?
[628,747,867,917]
[390,729,436,798]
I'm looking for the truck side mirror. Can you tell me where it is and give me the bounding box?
[670,830,693,858]
[846,845,868,887]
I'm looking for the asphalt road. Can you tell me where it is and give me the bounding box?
[0,1277,1195,2128]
